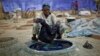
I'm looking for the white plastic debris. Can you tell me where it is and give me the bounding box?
[79,10,91,16]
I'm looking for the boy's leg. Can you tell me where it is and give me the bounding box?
[55,24,62,39]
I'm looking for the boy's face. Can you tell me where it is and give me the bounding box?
[42,7,50,15]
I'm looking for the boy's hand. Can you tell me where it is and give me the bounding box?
[36,18,45,23]
[32,34,38,41]
[33,18,45,23]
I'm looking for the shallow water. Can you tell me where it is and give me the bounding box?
[30,40,72,51]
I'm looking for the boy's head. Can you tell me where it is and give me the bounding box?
[42,4,50,15]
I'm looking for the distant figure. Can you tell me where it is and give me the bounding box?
[12,8,21,23]
[11,8,22,29]
[72,1,79,14]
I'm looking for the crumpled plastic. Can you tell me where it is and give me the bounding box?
[69,18,88,30]
[67,29,92,37]
[66,18,100,37]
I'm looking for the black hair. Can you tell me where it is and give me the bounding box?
[42,4,50,9]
